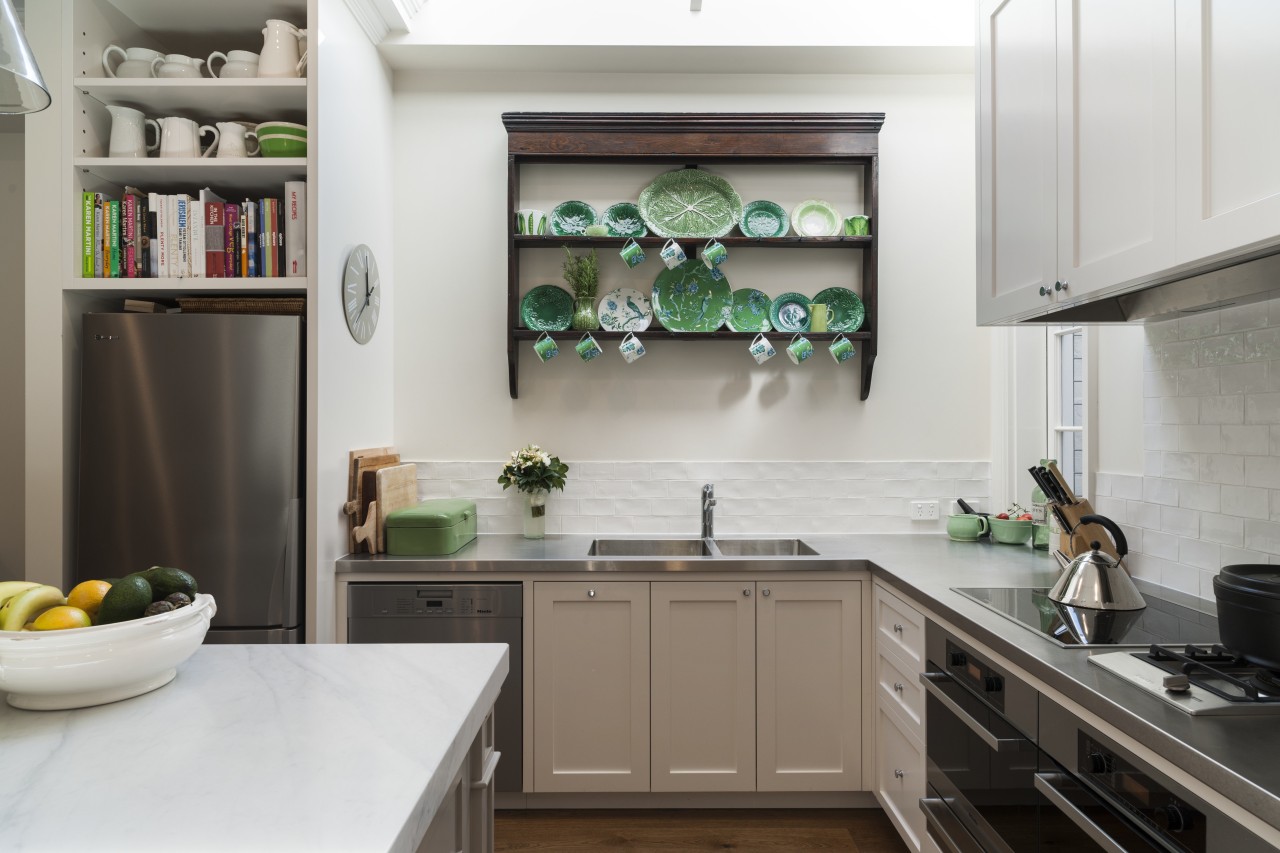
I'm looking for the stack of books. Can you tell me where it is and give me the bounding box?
[81,181,307,279]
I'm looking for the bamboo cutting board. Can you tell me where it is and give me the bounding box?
[375,463,419,554]
[345,447,400,551]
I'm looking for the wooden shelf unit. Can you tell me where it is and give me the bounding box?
[502,112,883,401]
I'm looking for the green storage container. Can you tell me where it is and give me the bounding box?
[386,499,477,556]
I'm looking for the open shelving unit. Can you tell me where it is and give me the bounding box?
[502,112,883,401]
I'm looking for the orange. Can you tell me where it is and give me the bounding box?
[32,605,92,630]
[67,580,112,620]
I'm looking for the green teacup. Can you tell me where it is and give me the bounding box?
[990,517,1033,545]
[947,514,989,542]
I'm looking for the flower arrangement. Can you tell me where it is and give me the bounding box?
[498,445,569,504]
[561,246,600,300]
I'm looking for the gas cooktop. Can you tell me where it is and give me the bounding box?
[954,586,1220,648]
[1091,645,1280,716]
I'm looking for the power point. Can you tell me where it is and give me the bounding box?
[910,501,939,521]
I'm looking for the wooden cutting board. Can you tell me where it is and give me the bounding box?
[375,463,419,554]
[345,447,399,551]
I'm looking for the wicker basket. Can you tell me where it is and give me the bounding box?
[176,297,306,316]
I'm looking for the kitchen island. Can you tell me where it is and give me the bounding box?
[0,643,507,853]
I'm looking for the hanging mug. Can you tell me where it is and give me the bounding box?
[106,105,159,158]
[533,332,559,362]
[576,333,603,362]
[101,45,164,79]
[619,238,646,268]
[749,333,776,365]
[659,239,686,269]
[702,239,728,268]
[787,333,814,365]
[829,334,856,363]
[618,333,646,364]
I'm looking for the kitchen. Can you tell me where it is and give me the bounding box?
[3,0,1280,851]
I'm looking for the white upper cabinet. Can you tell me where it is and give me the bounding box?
[1056,0,1175,297]
[976,0,1059,325]
[1174,0,1280,264]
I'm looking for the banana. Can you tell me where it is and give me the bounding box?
[0,586,66,632]
[0,581,40,612]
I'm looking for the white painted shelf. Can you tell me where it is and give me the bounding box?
[75,78,307,119]
[66,277,308,296]
[75,157,306,193]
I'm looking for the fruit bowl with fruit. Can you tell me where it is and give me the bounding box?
[989,504,1034,546]
[0,569,215,710]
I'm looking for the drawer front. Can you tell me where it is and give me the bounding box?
[876,649,924,734]
[874,583,925,670]
[875,702,927,852]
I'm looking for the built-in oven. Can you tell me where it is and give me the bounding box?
[920,620,1272,852]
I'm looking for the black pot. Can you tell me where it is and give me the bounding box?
[1213,565,1280,670]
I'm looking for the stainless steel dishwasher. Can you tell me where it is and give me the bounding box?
[347,583,522,793]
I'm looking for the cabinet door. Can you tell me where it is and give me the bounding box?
[1174,0,1280,263]
[977,0,1060,325]
[875,703,929,853]
[756,580,862,791]
[1056,0,1175,298]
[651,581,756,792]
[532,582,649,792]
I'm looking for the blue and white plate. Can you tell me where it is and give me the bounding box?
[726,288,772,333]
[597,287,653,332]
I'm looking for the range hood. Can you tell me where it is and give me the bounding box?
[1024,247,1280,324]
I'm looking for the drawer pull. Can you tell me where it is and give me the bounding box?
[894,682,904,693]
[743,588,751,597]
[587,589,596,598]
[762,588,771,597]
[894,768,905,779]
[893,623,904,634]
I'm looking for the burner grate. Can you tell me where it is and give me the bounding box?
[1139,644,1280,703]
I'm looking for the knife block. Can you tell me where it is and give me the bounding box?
[1054,498,1120,561]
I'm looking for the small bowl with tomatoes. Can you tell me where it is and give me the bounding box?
[990,507,1034,545]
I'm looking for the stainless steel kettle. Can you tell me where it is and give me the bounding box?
[1049,514,1146,611]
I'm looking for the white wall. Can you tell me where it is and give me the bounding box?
[392,72,987,483]
[0,126,24,576]
[315,0,397,641]
[1096,324,1145,474]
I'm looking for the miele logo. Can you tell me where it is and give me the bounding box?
[93,334,122,341]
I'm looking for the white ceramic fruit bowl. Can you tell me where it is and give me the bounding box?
[0,593,215,710]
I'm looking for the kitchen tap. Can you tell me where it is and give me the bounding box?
[701,483,716,539]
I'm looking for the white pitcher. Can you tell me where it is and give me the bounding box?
[101,45,164,79]
[258,20,305,78]
[157,54,205,79]
[214,122,259,158]
[207,50,259,79]
[106,105,160,158]
[156,116,219,159]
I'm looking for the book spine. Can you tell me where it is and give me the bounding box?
[164,194,178,278]
[246,200,257,278]
[176,196,188,279]
[147,193,160,278]
[273,197,282,278]
[138,199,150,278]
[284,181,306,277]
[122,195,136,278]
[205,200,225,278]
[189,200,204,278]
[108,201,121,278]
[82,193,94,277]
[93,195,103,278]
[239,202,248,276]
[264,199,274,278]
[156,195,169,279]
[223,203,238,278]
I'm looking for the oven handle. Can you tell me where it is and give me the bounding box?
[920,797,986,853]
[1034,772,1131,853]
[920,671,1024,753]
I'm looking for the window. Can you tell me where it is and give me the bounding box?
[1048,326,1087,498]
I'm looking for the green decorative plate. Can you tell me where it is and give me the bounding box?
[770,292,812,333]
[597,287,653,332]
[812,286,865,333]
[520,285,573,331]
[550,201,597,236]
[791,199,841,237]
[602,203,647,238]
[638,169,742,239]
[651,260,732,332]
[726,288,772,333]
[739,200,789,238]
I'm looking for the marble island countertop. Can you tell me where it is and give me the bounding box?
[0,643,507,853]
[338,533,1280,832]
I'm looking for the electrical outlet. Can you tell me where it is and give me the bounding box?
[910,501,939,521]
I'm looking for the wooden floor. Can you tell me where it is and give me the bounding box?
[495,809,910,852]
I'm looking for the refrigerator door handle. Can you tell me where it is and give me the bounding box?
[282,497,299,628]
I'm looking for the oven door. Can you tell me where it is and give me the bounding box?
[1036,768,1168,853]
[921,665,1041,852]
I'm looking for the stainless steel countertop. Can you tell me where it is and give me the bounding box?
[337,533,1280,830]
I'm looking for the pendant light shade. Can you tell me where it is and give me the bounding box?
[0,0,50,114]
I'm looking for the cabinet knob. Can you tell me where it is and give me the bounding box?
[587,589,596,598]
[1056,280,1069,292]
[893,623,904,634]
[762,588,771,597]
[894,769,905,779]
[1040,285,1052,297]
[894,682,904,693]
[743,588,752,597]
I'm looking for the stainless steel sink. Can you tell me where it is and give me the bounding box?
[714,538,819,557]
[588,539,716,557]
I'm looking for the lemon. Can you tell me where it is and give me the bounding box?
[67,580,112,620]
[32,605,92,631]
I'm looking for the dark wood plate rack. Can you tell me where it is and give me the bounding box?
[503,112,883,400]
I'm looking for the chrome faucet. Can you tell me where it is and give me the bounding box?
[701,483,716,539]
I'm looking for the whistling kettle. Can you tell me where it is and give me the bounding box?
[1049,514,1146,611]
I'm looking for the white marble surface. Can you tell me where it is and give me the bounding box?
[0,643,508,852]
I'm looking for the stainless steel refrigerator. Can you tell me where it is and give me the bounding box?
[77,313,303,643]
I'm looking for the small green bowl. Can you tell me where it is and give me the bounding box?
[258,134,307,158]
[989,518,1032,545]
[255,121,307,139]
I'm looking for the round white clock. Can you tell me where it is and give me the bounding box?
[343,244,380,345]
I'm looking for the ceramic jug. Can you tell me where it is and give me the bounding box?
[214,122,259,158]
[101,45,164,79]
[258,20,305,78]
[156,116,219,159]
[106,105,159,158]
[157,54,205,79]
[207,49,259,79]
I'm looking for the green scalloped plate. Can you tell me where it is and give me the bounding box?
[770,292,812,333]
[602,203,647,238]
[638,169,742,239]
[726,288,772,333]
[520,285,573,331]
[550,200,597,236]
[791,199,841,237]
[812,286,865,333]
[651,260,732,332]
[739,200,789,238]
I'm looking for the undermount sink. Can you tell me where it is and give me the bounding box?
[588,539,715,557]
[714,538,819,557]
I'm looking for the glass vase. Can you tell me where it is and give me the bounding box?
[571,297,598,331]
[523,490,548,540]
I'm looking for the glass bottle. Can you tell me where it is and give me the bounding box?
[1032,457,1057,551]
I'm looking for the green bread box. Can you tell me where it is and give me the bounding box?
[386,499,477,555]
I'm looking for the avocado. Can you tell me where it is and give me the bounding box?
[140,567,198,602]
[97,574,153,624]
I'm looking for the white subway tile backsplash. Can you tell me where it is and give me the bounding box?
[1220,303,1269,333]
[1180,314,1220,340]
[1178,537,1221,571]
[1143,531,1179,561]
[1245,327,1280,361]
[1219,361,1270,395]
[1198,334,1245,366]
[1200,454,1245,485]
[1245,518,1280,555]
[1113,474,1144,500]
[1200,395,1245,424]
[1162,398,1200,424]
[1200,513,1245,547]
[1178,481,1221,513]
[1158,340,1199,370]
[1147,320,1181,345]
[1145,370,1178,398]
[1162,452,1200,481]
[1094,473,1112,497]
[1222,425,1269,455]
[1176,367,1219,397]
[1247,393,1280,425]
[1127,501,1161,529]
[1092,496,1127,521]
[1221,485,1270,519]
[1245,456,1280,489]
[1179,425,1224,453]
[1143,477,1180,506]
[1144,425,1178,451]
[1159,506,1199,538]
[1144,398,1162,425]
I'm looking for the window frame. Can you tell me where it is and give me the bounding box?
[1046,325,1095,501]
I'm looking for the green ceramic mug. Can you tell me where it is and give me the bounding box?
[787,333,814,365]
[533,332,559,362]
[619,238,646,268]
[947,513,989,541]
[576,332,603,362]
[516,208,548,236]
[829,333,856,363]
[702,239,728,268]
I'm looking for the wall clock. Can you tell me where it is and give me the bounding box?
[343,244,380,345]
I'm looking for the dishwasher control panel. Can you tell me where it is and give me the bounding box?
[348,583,521,618]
